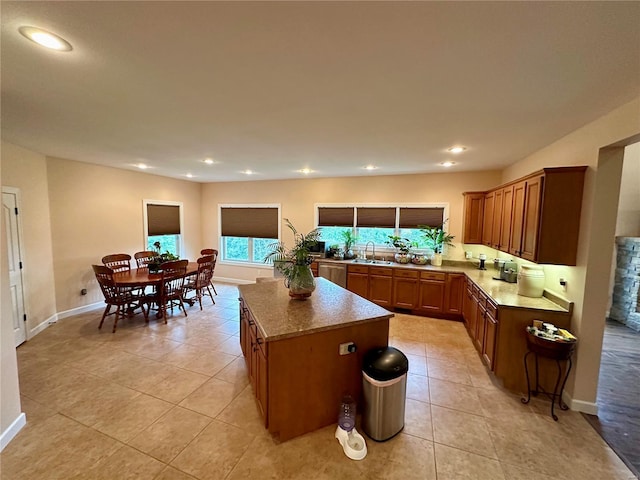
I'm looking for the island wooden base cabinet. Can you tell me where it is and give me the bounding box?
[239,297,389,442]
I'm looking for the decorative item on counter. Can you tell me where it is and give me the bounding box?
[419,221,455,267]
[478,254,487,270]
[148,241,179,272]
[328,244,341,259]
[385,235,416,264]
[341,230,358,260]
[526,321,576,343]
[411,251,430,265]
[518,264,545,297]
[264,218,319,299]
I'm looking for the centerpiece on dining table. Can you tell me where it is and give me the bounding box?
[264,219,320,299]
[148,241,179,273]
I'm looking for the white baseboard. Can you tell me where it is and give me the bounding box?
[56,301,103,320]
[214,276,254,285]
[562,392,598,415]
[29,313,58,337]
[0,412,26,452]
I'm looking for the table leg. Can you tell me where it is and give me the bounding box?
[521,351,534,405]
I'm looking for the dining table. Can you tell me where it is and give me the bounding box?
[112,262,199,316]
[112,262,198,287]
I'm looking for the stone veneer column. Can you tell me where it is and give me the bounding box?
[609,237,640,331]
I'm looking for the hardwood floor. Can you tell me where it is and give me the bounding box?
[584,319,640,478]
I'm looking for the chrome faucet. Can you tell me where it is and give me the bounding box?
[364,241,376,262]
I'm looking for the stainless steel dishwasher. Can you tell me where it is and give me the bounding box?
[318,262,347,288]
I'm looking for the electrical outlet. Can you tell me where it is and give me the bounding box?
[559,278,567,292]
[339,342,355,355]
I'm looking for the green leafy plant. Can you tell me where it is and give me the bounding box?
[151,241,178,262]
[420,222,455,254]
[264,219,321,279]
[341,230,358,253]
[385,235,417,254]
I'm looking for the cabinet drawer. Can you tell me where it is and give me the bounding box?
[394,269,419,279]
[420,271,446,281]
[348,265,369,274]
[486,299,498,319]
[477,291,487,308]
[370,266,392,276]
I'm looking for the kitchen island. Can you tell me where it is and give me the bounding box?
[238,277,393,441]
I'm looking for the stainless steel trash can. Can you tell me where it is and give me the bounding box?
[362,346,409,441]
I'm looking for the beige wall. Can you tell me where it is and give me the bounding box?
[46,157,203,312]
[501,96,640,408]
[1,142,57,333]
[615,142,640,237]
[202,171,502,282]
[0,150,24,448]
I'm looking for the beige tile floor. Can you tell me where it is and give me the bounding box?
[1,283,635,480]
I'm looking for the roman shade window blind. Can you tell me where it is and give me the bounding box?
[317,207,355,227]
[147,204,181,236]
[399,207,444,228]
[220,207,279,239]
[356,207,396,228]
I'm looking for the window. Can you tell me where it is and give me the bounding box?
[144,201,182,256]
[219,205,280,265]
[316,204,446,250]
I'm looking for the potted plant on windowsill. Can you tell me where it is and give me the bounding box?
[385,235,417,264]
[341,230,358,260]
[264,219,321,299]
[420,222,455,267]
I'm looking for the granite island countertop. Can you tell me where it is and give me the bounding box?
[238,277,394,342]
[316,258,571,313]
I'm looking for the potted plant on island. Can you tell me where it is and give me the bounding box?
[420,222,455,266]
[385,235,417,264]
[264,219,321,299]
[341,230,358,260]
[148,241,179,272]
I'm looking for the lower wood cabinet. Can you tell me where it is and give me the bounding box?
[482,301,498,370]
[347,265,369,298]
[393,269,419,308]
[369,267,393,307]
[444,273,465,314]
[417,271,445,313]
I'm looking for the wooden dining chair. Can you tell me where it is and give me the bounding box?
[134,250,157,268]
[93,264,146,333]
[184,255,215,309]
[143,259,189,322]
[102,253,132,272]
[200,249,218,295]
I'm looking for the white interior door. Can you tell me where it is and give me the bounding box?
[2,189,27,346]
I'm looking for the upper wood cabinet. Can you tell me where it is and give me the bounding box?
[482,191,495,246]
[463,166,586,266]
[462,193,484,244]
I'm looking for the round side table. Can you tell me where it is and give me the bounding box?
[520,330,576,421]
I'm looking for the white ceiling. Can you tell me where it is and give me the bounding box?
[2,1,639,183]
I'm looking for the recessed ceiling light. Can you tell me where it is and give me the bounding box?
[185,173,194,178]
[19,26,72,51]
[136,163,149,170]
[363,165,378,171]
[440,161,456,168]
[447,146,466,154]
[203,158,215,165]
[297,168,314,175]
[242,169,254,175]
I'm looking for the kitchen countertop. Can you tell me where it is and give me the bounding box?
[315,258,571,313]
[238,277,393,342]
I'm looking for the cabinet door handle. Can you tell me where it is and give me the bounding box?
[248,319,255,326]
[256,337,264,345]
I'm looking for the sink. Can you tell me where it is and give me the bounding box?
[350,259,394,265]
